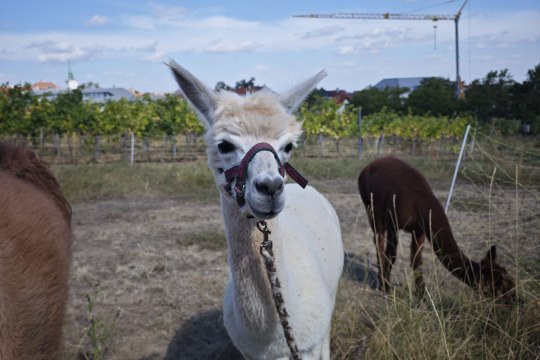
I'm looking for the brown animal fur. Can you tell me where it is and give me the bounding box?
[0,142,72,359]
[358,156,515,303]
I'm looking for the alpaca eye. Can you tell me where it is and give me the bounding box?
[218,141,236,154]
[284,143,293,153]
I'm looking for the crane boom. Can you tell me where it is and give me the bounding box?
[294,0,469,99]
[294,13,455,21]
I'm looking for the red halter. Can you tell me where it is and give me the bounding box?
[222,142,308,207]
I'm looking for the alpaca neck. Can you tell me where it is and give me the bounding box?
[426,205,482,289]
[220,195,279,332]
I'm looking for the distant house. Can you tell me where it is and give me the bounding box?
[31,65,135,103]
[319,88,352,104]
[373,77,429,97]
[81,87,135,103]
[32,81,59,92]
[231,86,264,96]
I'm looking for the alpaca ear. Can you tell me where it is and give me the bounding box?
[168,60,217,129]
[278,70,327,114]
[486,245,497,263]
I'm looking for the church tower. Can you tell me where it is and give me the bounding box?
[66,61,79,90]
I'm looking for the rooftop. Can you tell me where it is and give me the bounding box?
[373,77,429,91]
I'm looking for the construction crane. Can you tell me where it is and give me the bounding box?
[294,0,469,99]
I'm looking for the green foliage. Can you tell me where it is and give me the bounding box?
[465,69,516,122]
[0,87,201,141]
[360,108,473,141]
[299,98,358,152]
[51,89,83,135]
[489,118,522,136]
[0,83,34,136]
[28,96,54,137]
[2,62,539,144]
[351,86,407,116]
[299,98,473,148]
[406,77,457,116]
[361,107,400,138]
[512,63,540,126]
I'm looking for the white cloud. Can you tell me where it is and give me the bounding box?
[151,4,187,20]
[118,41,158,53]
[142,51,166,63]
[120,15,156,30]
[37,49,86,62]
[1,5,539,92]
[205,39,260,53]
[8,9,539,60]
[179,15,260,30]
[27,39,73,54]
[337,45,355,55]
[27,39,105,63]
[300,25,345,39]
[86,15,108,26]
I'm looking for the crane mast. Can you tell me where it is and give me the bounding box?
[294,0,469,99]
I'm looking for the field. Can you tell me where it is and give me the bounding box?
[54,148,540,359]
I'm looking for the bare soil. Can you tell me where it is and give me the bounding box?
[63,178,539,360]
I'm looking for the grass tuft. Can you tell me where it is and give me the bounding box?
[177,230,227,251]
[332,274,540,360]
[52,162,216,203]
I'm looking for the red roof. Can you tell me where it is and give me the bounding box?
[32,81,59,91]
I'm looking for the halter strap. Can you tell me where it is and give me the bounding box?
[223,142,308,207]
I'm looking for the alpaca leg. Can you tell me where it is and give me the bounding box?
[377,222,398,292]
[410,233,426,298]
[374,232,389,291]
[384,223,398,271]
[321,329,331,360]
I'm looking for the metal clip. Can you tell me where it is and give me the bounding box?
[257,220,272,254]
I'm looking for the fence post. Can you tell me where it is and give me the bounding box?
[357,108,363,158]
[445,124,471,213]
[130,131,135,166]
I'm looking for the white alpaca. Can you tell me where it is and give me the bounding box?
[169,61,344,360]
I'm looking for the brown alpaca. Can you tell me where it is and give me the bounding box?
[358,156,515,303]
[0,142,73,359]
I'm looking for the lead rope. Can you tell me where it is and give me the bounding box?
[256,220,301,360]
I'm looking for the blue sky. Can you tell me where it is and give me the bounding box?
[1,1,539,93]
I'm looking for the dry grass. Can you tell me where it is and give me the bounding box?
[332,274,540,359]
[51,147,540,359]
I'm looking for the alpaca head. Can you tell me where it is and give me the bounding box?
[169,61,325,219]
[479,245,516,303]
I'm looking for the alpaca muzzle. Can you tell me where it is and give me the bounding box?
[223,142,308,207]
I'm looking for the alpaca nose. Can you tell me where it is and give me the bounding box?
[255,177,284,196]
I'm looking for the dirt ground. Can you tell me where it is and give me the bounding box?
[63,177,539,360]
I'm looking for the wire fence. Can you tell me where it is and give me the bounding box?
[0,132,493,165]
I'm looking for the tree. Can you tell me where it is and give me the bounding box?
[28,96,55,149]
[464,69,515,122]
[303,89,327,109]
[0,83,34,139]
[299,98,358,152]
[512,62,540,130]
[215,81,232,91]
[79,82,100,89]
[50,89,83,157]
[406,77,456,116]
[235,77,255,90]
[351,86,407,116]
